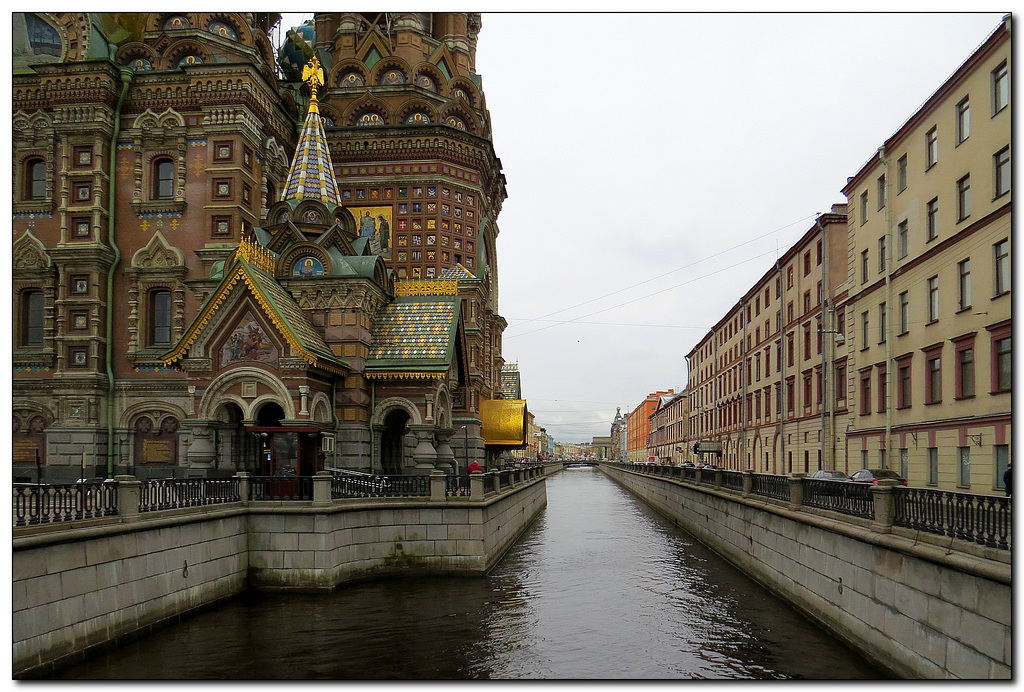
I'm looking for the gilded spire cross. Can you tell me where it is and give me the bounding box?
[302,56,325,114]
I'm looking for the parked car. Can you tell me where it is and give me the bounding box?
[808,469,850,481]
[681,462,696,469]
[847,468,907,486]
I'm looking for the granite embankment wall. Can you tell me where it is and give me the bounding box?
[13,477,546,678]
[600,463,1010,679]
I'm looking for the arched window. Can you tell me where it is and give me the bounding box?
[150,289,172,346]
[153,158,174,199]
[26,158,46,200]
[21,290,44,347]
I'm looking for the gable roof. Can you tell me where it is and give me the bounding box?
[162,238,348,375]
[364,294,462,380]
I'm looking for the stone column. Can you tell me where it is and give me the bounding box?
[430,470,447,502]
[115,475,141,522]
[788,473,807,510]
[434,428,456,474]
[742,470,753,497]
[469,470,484,499]
[182,420,217,468]
[313,471,332,505]
[871,479,899,533]
[235,472,250,506]
[409,424,438,475]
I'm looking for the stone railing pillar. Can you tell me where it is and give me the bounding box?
[788,474,807,510]
[235,472,250,506]
[469,470,485,500]
[871,479,899,533]
[742,470,753,497]
[409,424,438,474]
[115,475,141,522]
[313,471,332,505]
[430,470,447,502]
[713,469,723,487]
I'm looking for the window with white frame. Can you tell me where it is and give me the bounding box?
[925,127,939,168]
[992,60,1009,115]
[897,220,908,259]
[927,276,939,322]
[955,96,970,145]
[956,174,971,222]
[993,238,1010,296]
[897,154,908,193]
[957,258,971,311]
[898,291,909,334]
[926,197,939,241]
[994,146,1010,198]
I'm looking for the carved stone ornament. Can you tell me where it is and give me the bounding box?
[13,231,51,269]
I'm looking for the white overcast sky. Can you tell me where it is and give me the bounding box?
[281,10,1007,442]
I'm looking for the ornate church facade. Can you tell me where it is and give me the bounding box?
[12,12,523,482]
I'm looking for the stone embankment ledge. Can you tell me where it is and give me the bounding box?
[13,476,546,678]
[600,462,1010,680]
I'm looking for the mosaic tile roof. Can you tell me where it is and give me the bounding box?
[281,105,341,206]
[366,296,460,374]
[439,264,477,280]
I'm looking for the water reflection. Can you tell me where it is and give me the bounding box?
[58,468,882,679]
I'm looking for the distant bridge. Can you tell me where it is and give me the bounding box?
[562,460,600,467]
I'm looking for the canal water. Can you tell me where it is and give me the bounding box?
[57,467,883,680]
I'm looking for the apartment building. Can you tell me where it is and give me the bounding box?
[626,390,673,462]
[839,17,1011,493]
[685,209,847,473]
[649,389,688,464]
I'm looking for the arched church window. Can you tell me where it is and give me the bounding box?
[163,15,191,30]
[153,158,174,199]
[208,21,237,40]
[25,158,46,200]
[150,289,172,346]
[21,290,44,348]
[357,112,384,127]
[379,69,406,86]
[406,112,430,125]
[339,71,364,88]
[292,256,325,277]
[415,74,437,92]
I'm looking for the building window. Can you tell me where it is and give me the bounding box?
[862,450,869,470]
[898,291,909,335]
[897,154,908,193]
[861,312,869,349]
[860,370,871,415]
[993,335,1011,393]
[153,158,174,199]
[993,239,1010,296]
[26,158,47,200]
[877,367,887,413]
[897,359,912,409]
[878,302,886,343]
[955,96,970,145]
[803,323,811,360]
[957,259,971,311]
[835,361,847,405]
[958,447,971,488]
[992,60,1009,115]
[926,197,939,241]
[928,448,939,485]
[925,351,942,404]
[994,146,1010,199]
[787,266,793,289]
[956,174,971,222]
[877,174,886,209]
[150,290,172,347]
[995,445,1010,491]
[21,290,44,347]
[861,249,869,283]
[897,220,909,259]
[925,127,938,169]
[878,236,887,273]
[859,191,869,224]
[956,344,975,399]
[900,448,909,481]
[927,276,939,323]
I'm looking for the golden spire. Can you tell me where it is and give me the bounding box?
[302,55,325,114]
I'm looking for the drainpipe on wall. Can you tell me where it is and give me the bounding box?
[880,147,894,470]
[105,67,134,478]
[815,214,830,471]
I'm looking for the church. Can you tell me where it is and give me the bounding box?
[12,12,528,482]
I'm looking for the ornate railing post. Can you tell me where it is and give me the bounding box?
[430,470,447,501]
[235,472,250,505]
[470,470,485,500]
[871,479,899,533]
[742,470,753,497]
[313,471,332,505]
[115,475,141,522]
[787,474,807,510]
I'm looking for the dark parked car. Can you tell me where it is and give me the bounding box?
[809,469,850,481]
[848,468,907,485]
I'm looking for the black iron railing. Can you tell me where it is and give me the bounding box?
[803,478,873,518]
[483,473,495,494]
[447,474,471,497]
[139,477,240,512]
[13,481,118,527]
[248,476,314,501]
[750,473,789,502]
[720,471,745,491]
[895,487,1011,549]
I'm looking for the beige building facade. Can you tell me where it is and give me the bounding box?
[649,390,688,464]
[839,17,1011,493]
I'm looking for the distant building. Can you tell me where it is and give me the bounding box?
[649,389,688,464]
[626,390,673,462]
